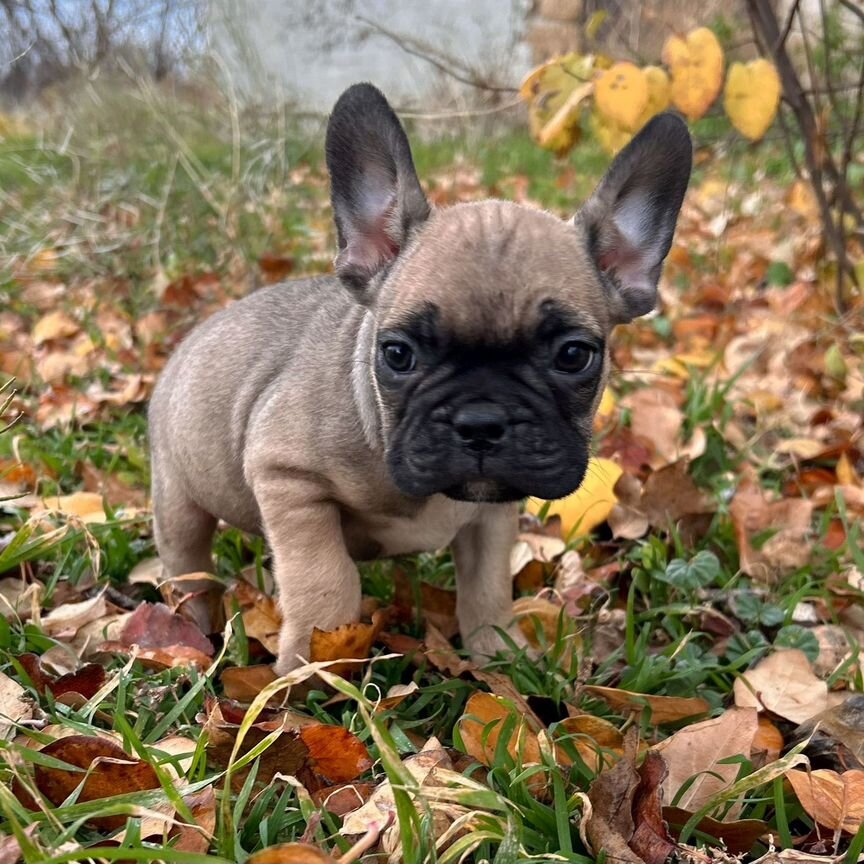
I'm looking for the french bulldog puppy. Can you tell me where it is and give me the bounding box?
[148,83,692,674]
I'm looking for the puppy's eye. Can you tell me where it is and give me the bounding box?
[554,340,598,374]
[382,341,416,373]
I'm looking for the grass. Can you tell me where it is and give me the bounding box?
[0,77,861,861]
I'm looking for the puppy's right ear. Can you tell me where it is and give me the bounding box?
[326,83,430,293]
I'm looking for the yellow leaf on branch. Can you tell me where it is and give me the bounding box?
[724,59,781,141]
[594,61,648,131]
[662,27,724,121]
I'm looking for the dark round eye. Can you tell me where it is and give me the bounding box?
[382,341,416,373]
[554,340,598,374]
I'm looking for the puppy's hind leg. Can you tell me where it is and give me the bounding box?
[151,465,217,581]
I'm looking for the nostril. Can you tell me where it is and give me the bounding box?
[453,404,508,448]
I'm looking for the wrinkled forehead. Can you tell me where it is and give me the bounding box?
[378,201,612,344]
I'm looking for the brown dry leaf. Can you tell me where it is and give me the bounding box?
[790,695,864,768]
[119,602,214,656]
[752,716,784,763]
[225,581,281,655]
[730,474,814,578]
[248,843,337,864]
[300,724,374,784]
[0,577,42,621]
[32,311,80,345]
[221,665,279,702]
[652,707,759,813]
[258,253,295,285]
[100,642,214,670]
[171,785,217,854]
[620,387,684,467]
[149,735,198,781]
[640,459,716,526]
[662,27,724,121]
[0,670,33,741]
[785,768,864,833]
[309,609,387,676]
[393,569,458,637]
[458,691,543,768]
[585,751,642,864]
[630,751,677,864]
[423,622,473,677]
[733,649,829,723]
[662,807,767,854]
[17,654,105,700]
[32,735,160,830]
[41,591,108,638]
[341,736,450,836]
[583,685,709,725]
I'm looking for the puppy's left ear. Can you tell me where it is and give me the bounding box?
[326,83,430,293]
[578,113,692,321]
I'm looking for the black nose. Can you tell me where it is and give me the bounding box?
[453,403,508,452]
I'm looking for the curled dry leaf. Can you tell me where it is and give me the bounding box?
[35,491,107,524]
[785,768,864,833]
[584,750,642,864]
[557,714,626,772]
[32,735,160,830]
[170,785,217,854]
[17,653,105,700]
[789,695,864,770]
[733,649,829,724]
[630,751,677,864]
[583,685,709,725]
[652,707,759,814]
[0,577,42,621]
[309,608,388,676]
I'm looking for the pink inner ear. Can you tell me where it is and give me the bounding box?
[343,197,401,276]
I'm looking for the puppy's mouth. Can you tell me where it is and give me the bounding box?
[441,478,524,503]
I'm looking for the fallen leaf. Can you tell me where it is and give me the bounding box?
[583,685,710,725]
[35,491,107,524]
[652,707,759,813]
[32,735,160,830]
[119,603,214,656]
[558,714,625,772]
[225,581,281,655]
[393,570,457,637]
[221,665,279,702]
[300,724,374,784]
[171,785,216,853]
[630,752,677,864]
[41,592,108,638]
[662,807,767,854]
[0,670,33,740]
[585,750,642,864]
[733,649,829,723]
[32,311,80,345]
[248,843,337,863]
[258,253,295,284]
[620,387,684,467]
[724,59,781,141]
[785,768,864,833]
[789,695,864,770]
[309,609,387,675]
[458,691,543,768]
[526,457,622,536]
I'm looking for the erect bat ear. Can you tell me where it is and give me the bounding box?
[578,113,692,322]
[326,82,430,294]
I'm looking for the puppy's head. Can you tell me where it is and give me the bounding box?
[326,83,691,503]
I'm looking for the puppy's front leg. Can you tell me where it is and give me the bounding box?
[254,476,362,675]
[451,502,521,662]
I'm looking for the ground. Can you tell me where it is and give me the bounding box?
[0,84,862,863]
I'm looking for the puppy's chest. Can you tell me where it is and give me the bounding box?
[342,496,481,560]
